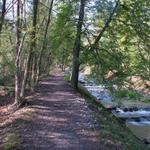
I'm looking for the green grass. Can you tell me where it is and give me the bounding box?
[113,89,149,104]
[78,85,150,150]
[113,90,141,100]
[64,74,71,81]
[95,106,149,150]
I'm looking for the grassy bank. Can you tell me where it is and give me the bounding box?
[78,84,149,150]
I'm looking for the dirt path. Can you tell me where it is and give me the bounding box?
[0,75,111,150]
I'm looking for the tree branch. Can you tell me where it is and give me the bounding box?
[92,0,120,46]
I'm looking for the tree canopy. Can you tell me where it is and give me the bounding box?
[0,0,149,104]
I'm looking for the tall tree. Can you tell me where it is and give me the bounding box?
[38,0,54,77]
[15,0,21,104]
[20,0,39,97]
[0,0,6,33]
[29,0,39,91]
[71,0,85,89]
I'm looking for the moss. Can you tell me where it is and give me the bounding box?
[4,133,22,150]
[64,74,71,81]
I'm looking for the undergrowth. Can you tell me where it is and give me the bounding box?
[4,133,22,150]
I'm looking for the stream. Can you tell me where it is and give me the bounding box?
[78,73,150,144]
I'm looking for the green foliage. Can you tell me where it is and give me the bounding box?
[49,3,76,67]
[0,0,149,148]
[113,89,149,104]
[82,0,150,86]
[64,74,70,81]
[0,0,149,102]
[4,133,21,150]
[113,90,142,100]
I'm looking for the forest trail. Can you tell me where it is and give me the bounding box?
[0,74,112,150]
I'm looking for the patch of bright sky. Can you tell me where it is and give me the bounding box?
[2,0,31,21]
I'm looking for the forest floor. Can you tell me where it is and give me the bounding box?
[0,71,117,150]
[0,70,149,150]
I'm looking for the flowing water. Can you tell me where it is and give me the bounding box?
[113,107,150,143]
[78,73,150,144]
[126,119,150,143]
[112,108,150,118]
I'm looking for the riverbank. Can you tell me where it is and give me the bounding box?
[76,72,150,144]
[77,83,149,150]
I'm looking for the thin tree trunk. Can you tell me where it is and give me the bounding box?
[20,53,29,97]
[19,1,27,82]
[0,0,6,33]
[71,0,85,89]
[91,0,119,47]
[12,0,15,22]
[20,0,39,97]
[30,55,37,92]
[15,0,21,104]
[28,0,39,91]
[38,0,53,76]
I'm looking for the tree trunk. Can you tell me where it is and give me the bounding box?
[71,0,85,89]
[20,54,29,97]
[20,0,39,97]
[27,0,39,90]
[39,0,53,76]
[0,0,6,33]
[15,0,21,104]
[92,0,119,47]
[29,0,39,91]
[30,56,36,92]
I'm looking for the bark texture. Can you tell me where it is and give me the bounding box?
[0,0,6,33]
[71,0,85,89]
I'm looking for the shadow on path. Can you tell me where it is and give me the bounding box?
[0,75,111,150]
